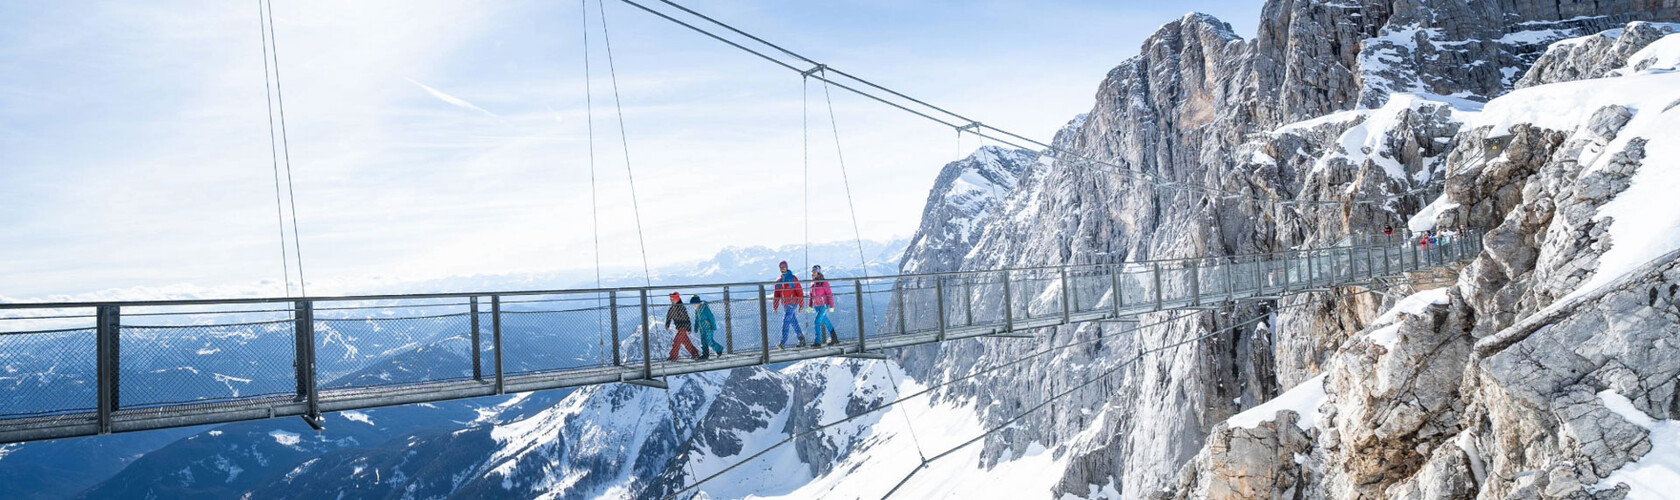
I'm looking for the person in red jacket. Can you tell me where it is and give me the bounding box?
[665,292,699,361]
[773,261,805,348]
[809,265,839,346]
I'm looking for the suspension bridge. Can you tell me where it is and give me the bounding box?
[0,6,1473,498]
[0,235,1476,445]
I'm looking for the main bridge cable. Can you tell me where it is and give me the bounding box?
[592,0,700,493]
[581,0,609,380]
[655,275,1449,500]
[614,0,1436,209]
[255,0,293,297]
[263,0,308,296]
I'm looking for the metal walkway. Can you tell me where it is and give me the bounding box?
[0,234,1479,443]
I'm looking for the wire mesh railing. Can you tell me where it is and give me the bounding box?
[0,232,1482,443]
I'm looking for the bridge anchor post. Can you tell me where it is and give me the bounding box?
[293,300,320,425]
[855,280,867,353]
[96,305,120,435]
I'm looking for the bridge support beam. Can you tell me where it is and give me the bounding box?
[1152,263,1164,312]
[935,277,947,341]
[1061,267,1071,324]
[293,300,320,425]
[470,297,481,380]
[722,287,732,354]
[623,377,667,389]
[96,305,119,435]
[855,280,867,353]
[758,284,770,364]
[610,292,621,365]
[1111,264,1123,317]
[493,296,505,394]
[640,291,652,380]
[1001,270,1014,332]
[988,333,1035,339]
[895,284,907,335]
[1190,261,1201,307]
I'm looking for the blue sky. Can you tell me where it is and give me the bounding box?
[0,0,1262,299]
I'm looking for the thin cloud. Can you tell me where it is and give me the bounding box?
[406,78,498,117]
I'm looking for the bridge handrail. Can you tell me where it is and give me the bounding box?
[0,230,1480,444]
[0,233,1458,310]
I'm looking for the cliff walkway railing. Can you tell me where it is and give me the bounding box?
[0,233,1480,443]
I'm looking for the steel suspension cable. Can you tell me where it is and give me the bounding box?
[595,0,654,288]
[581,0,609,369]
[264,0,307,296]
[818,72,871,284]
[594,1,698,492]
[615,0,1440,209]
[817,69,927,463]
[803,76,810,275]
[255,0,293,297]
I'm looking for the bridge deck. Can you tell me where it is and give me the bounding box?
[0,235,1478,443]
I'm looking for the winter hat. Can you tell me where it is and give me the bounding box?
[811,264,822,273]
[689,295,703,304]
[669,292,681,301]
[779,260,789,268]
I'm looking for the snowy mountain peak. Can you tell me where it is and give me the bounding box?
[898,146,1037,274]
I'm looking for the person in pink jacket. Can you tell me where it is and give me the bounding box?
[809,265,839,346]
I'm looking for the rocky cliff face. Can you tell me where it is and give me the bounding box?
[884,1,1680,499]
[1171,20,1680,500]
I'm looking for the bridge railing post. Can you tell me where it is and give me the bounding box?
[758,284,770,363]
[293,300,319,421]
[609,292,621,365]
[896,283,908,335]
[1001,270,1014,332]
[96,305,119,435]
[493,295,504,394]
[855,280,867,352]
[1111,264,1123,317]
[1152,263,1164,311]
[1189,261,1201,307]
[640,290,653,379]
[935,277,947,341]
[1061,267,1071,324]
[722,286,733,355]
[470,297,482,380]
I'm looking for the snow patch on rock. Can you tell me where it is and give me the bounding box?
[1227,374,1327,432]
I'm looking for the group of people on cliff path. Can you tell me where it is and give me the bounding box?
[662,260,841,362]
[1382,224,1462,251]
